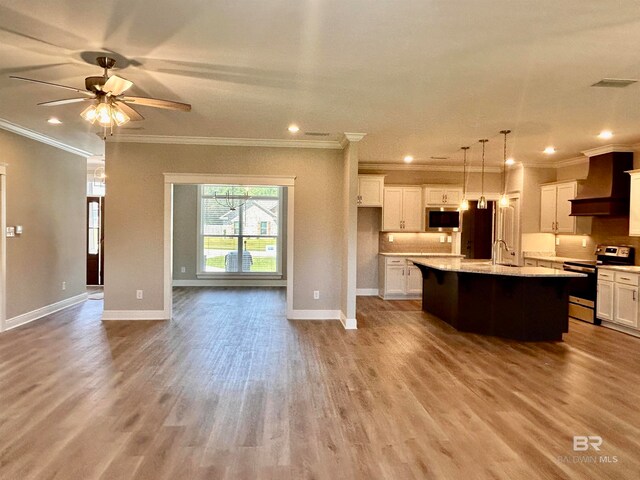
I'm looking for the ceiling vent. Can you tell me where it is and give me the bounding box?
[304,131,330,137]
[430,156,449,160]
[591,78,638,88]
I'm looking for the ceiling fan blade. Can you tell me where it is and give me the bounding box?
[10,76,93,96]
[122,96,191,111]
[103,74,133,96]
[114,101,144,121]
[37,97,93,107]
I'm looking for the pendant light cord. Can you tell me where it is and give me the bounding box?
[479,139,488,196]
[500,130,511,196]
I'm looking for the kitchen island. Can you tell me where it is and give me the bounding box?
[409,258,586,341]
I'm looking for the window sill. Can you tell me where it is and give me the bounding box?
[196,273,283,280]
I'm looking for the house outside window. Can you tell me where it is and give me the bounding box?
[198,185,283,277]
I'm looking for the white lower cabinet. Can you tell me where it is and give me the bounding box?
[597,269,640,331]
[379,257,424,299]
[596,280,614,321]
[614,283,639,328]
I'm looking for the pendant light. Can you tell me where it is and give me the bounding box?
[499,130,511,208]
[478,139,488,209]
[459,146,470,211]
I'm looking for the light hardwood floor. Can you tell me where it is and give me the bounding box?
[1,288,639,479]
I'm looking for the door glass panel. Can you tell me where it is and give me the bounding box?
[88,201,99,255]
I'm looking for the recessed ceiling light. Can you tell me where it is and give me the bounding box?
[404,155,414,163]
[598,130,613,139]
[544,146,556,154]
[505,158,515,166]
[288,124,300,133]
[47,117,62,125]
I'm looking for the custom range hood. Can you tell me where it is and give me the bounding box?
[569,147,634,216]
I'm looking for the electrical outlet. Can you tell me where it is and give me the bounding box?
[313,290,320,300]
[582,238,587,248]
[136,290,143,300]
[62,281,66,291]
[388,234,394,243]
[440,235,446,243]
[556,237,560,246]
[181,266,186,273]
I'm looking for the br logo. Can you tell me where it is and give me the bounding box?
[573,436,603,452]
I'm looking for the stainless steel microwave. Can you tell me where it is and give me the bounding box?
[426,208,460,231]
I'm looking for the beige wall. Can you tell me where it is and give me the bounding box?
[1,129,86,319]
[556,160,589,181]
[356,208,381,290]
[104,142,344,312]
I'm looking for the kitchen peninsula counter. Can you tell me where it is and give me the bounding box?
[409,258,586,341]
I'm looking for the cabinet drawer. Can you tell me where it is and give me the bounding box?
[537,261,552,269]
[385,257,406,266]
[598,270,615,281]
[615,272,639,286]
[524,259,537,267]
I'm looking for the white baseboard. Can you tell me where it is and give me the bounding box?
[287,309,341,320]
[356,288,379,296]
[340,311,357,330]
[102,310,170,321]
[4,293,88,331]
[173,279,286,287]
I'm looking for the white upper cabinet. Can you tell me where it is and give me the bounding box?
[357,175,385,207]
[382,187,423,231]
[629,170,640,236]
[424,186,463,206]
[539,181,577,234]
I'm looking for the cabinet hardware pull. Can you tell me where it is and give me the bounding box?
[620,277,631,281]
[634,291,636,301]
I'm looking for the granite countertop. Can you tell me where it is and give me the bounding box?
[598,265,640,273]
[408,258,587,278]
[524,254,593,263]
[379,252,464,257]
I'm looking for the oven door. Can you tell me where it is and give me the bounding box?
[563,264,597,324]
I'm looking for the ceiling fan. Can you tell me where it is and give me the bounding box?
[10,56,191,138]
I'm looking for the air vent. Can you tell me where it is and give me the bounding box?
[304,132,330,137]
[591,78,638,88]
[430,156,449,160]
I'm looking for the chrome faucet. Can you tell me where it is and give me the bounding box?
[492,239,510,265]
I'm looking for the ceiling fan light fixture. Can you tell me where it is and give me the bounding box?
[113,106,130,126]
[81,104,98,124]
[95,102,112,127]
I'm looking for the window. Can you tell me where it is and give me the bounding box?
[198,185,283,276]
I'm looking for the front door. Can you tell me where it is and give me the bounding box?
[87,197,104,285]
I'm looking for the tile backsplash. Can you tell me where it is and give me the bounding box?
[379,232,453,253]
[555,216,640,265]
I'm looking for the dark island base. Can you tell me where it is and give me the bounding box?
[415,266,571,341]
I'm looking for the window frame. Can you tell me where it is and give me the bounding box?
[196,185,284,279]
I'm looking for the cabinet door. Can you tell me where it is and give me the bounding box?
[596,281,614,321]
[555,182,577,233]
[385,266,406,295]
[406,265,423,295]
[359,176,384,207]
[382,188,403,230]
[614,284,639,328]
[444,189,462,206]
[630,174,640,236]
[402,188,423,231]
[540,185,557,233]
[425,188,446,206]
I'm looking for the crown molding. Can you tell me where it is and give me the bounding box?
[581,144,634,157]
[108,134,343,149]
[0,118,94,158]
[358,162,502,173]
[553,156,588,168]
[340,132,367,147]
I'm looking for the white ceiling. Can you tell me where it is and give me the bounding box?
[2,1,640,165]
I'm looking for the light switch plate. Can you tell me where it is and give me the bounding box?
[582,238,587,248]
[447,235,452,243]
[555,237,560,246]
[388,234,394,242]
[6,227,15,238]
[440,235,446,243]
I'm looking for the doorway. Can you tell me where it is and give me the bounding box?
[460,201,494,259]
[87,196,104,286]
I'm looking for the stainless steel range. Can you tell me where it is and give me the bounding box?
[563,244,635,324]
